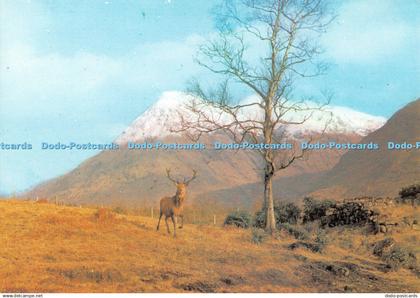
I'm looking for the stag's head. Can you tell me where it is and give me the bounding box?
[165,168,197,198]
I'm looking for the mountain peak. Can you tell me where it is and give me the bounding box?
[115,91,193,144]
[116,91,387,144]
[153,91,192,109]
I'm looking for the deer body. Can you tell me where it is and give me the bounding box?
[156,169,196,237]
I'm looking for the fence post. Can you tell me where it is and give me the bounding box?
[213,215,216,225]
[151,207,154,219]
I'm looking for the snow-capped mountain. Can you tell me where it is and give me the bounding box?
[116,91,386,144]
[116,91,193,143]
[27,96,417,208]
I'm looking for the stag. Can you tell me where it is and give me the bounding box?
[156,168,197,237]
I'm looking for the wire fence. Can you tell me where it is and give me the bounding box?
[25,196,244,227]
[132,206,228,226]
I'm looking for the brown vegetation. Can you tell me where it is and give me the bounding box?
[36,198,49,204]
[94,207,116,223]
[0,199,418,293]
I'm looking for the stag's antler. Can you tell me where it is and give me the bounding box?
[166,168,178,184]
[184,169,197,185]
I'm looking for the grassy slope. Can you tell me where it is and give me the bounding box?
[0,200,418,293]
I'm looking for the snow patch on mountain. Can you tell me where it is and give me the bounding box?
[115,91,192,144]
[115,91,386,144]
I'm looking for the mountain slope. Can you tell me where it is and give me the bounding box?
[310,99,420,199]
[27,91,386,207]
[191,99,420,206]
[308,99,420,197]
[29,134,261,207]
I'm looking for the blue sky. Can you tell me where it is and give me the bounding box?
[0,0,419,194]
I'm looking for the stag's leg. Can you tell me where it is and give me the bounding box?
[178,215,184,229]
[171,215,177,237]
[165,216,171,234]
[156,212,163,231]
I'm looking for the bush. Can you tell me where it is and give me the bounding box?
[277,202,301,224]
[254,209,266,229]
[253,202,302,228]
[224,210,252,228]
[373,238,395,257]
[383,246,417,270]
[251,228,267,244]
[288,241,323,253]
[279,223,310,240]
[373,238,417,270]
[399,184,420,198]
[397,184,420,206]
[320,202,375,228]
[303,197,336,223]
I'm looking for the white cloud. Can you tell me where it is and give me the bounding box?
[0,36,204,117]
[1,44,122,98]
[0,1,207,115]
[120,34,204,88]
[323,0,418,64]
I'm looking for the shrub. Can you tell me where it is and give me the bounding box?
[373,238,395,257]
[253,202,302,228]
[373,238,417,270]
[397,184,420,206]
[254,209,266,229]
[320,202,375,228]
[251,228,267,244]
[276,202,301,224]
[399,184,420,198]
[279,223,309,240]
[288,241,323,253]
[224,210,252,228]
[303,197,336,223]
[383,246,417,270]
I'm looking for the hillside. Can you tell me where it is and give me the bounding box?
[0,200,418,293]
[28,134,360,209]
[28,134,261,208]
[310,99,420,199]
[211,99,420,204]
[26,91,385,208]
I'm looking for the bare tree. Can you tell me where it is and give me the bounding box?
[177,0,334,233]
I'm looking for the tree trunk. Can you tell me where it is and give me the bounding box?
[264,161,276,234]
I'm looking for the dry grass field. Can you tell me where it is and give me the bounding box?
[0,199,418,293]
